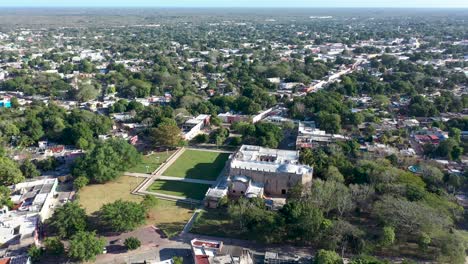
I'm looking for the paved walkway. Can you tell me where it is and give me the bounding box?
[181,208,202,235]
[129,147,227,205]
[186,147,235,154]
[124,172,151,178]
[157,176,215,185]
[138,190,202,205]
[131,148,185,196]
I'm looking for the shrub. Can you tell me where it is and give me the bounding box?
[124,237,141,250]
[44,237,65,256]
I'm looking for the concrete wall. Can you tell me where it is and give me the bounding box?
[39,179,58,221]
[229,168,312,196]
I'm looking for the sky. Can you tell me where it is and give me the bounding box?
[1,0,467,8]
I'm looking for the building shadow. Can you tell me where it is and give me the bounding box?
[159,248,192,263]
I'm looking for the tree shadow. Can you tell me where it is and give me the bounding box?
[157,222,187,238]
[152,180,209,200]
[159,248,192,263]
[183,153,230,180]
[106,244,127,254]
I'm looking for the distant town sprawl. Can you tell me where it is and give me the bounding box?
[0,8,467,264]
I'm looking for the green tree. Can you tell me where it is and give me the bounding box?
[151,124,182,148]
[124,237,141,250]
[280,200,325,243]
[141,194,158,211]
[10,97,20,108]
[73,83,99,102]
[380,226,396,247]
[44,237,65,256]
[28,245,44,263]
[173,256,184,264]
[72,139,140,183]
[20,160,40,178]
[449,127,461,143]
[373,196,451,236]
[73,176,89,190]
[420,164,444,186]
[0,157,24,186]
[314,249,343,264]
[68,231,106,262]
[48,202,87,238]
[99,200,146,232]
[121,79,152,98]
[324,166,345,183]
[318,112,341,134]
[0,186,12,208]
[418,232,431,250]
[434,231,467,264]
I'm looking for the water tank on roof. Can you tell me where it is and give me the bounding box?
[278,163,297,173]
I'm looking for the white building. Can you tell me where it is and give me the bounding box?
[182,115,210,140]
[296,121,348,149]
[0,178,58,245]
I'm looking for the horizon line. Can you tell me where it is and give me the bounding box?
[1,6,468,9]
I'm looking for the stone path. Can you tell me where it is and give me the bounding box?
[124,172,151,178]
[157,175,215,185]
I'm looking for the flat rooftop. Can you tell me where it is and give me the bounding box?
[231,145,313,175]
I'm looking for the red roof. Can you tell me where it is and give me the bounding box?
[192,241,220,248]
[0,258,11,264]
[195,255,210,264]
[415,135,430,142]
[50,146,65,153]
[428,135,439,140]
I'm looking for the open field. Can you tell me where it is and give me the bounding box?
[78,176,194,236]
[162,150,230,180]
[148,180,210,200]
[128,151,175,174]
[190,209,243,239]
[147,200,195,237]
[78,176,143,214]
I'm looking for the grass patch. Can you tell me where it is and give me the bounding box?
[190,209,244,239]
[162,150,230,180]
[128,151,174,174]
[78,176,194,237]
[148,180,210,200]
[78,176,143,214]
[147,200,195,237]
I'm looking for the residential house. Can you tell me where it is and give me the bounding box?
[182,115,211,140]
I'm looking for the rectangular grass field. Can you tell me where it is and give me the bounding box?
[128,151,174,174]
[78,176,194,233]
[148,180,210,200]
[162,150,230,180]
[78,176,143,214]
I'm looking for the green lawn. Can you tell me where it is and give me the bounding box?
[78,176,144,214]
[148,180,210,200]
[190,209,244,239]
[147,200,195,237]
[78,176,194,236]
[128,151,174,174]
[162,150,230,180]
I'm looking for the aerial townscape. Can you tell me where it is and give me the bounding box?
[0,3,467,264]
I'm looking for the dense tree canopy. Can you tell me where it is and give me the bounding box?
[72,139,141,183]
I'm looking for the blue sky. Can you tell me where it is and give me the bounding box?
[1,0,467,8]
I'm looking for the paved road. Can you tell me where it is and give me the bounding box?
[95,228,316,264]
[94,226,191,264]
